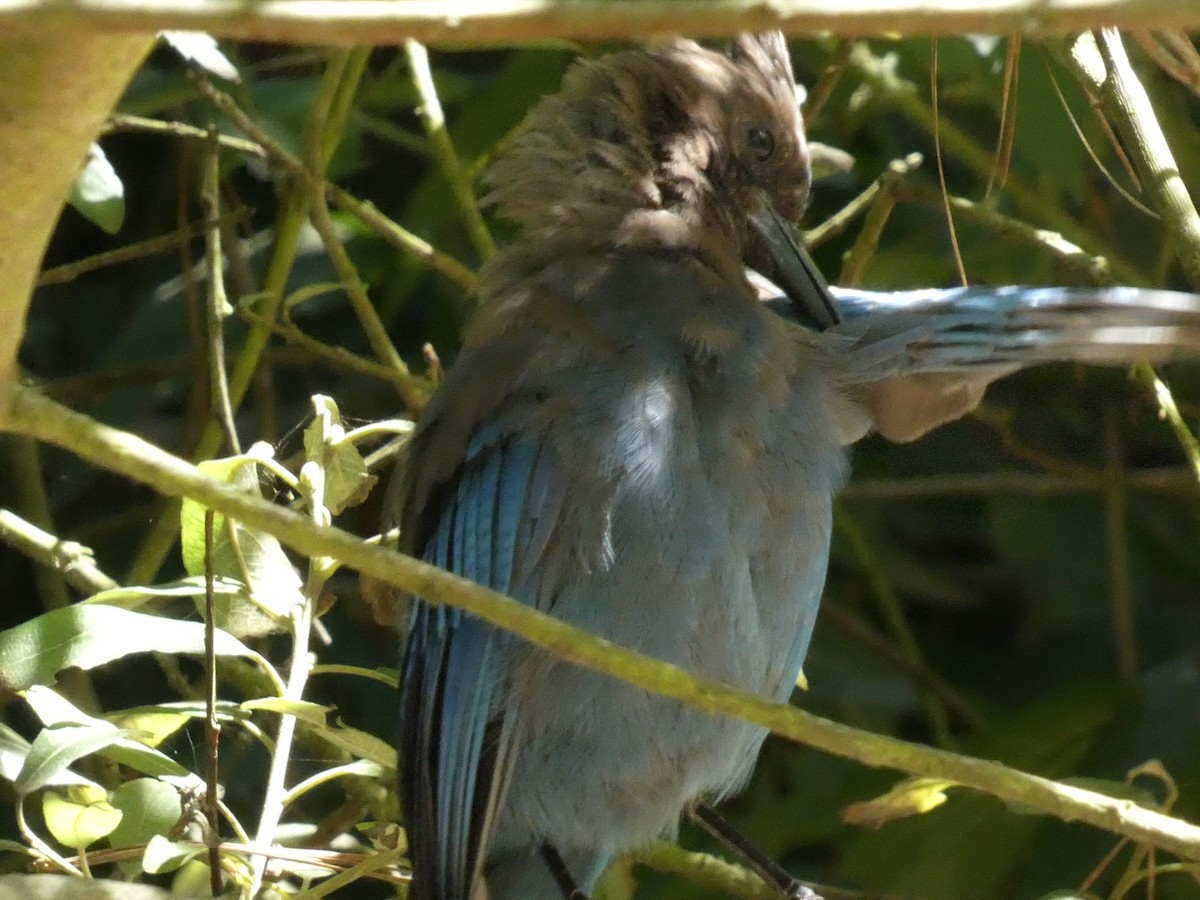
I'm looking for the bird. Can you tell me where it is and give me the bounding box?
[388,31,1200,900]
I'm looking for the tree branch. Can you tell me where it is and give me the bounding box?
[1,0,1200,46]
[4,378,1200,863]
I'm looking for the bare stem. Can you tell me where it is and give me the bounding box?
[203,509,224,896]
[0,508,119,596]
[406,39,496,261]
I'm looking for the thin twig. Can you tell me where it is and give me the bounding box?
[983,35,1020,201]
[838,156,903,286]
[930,37,968,287]
[0,508,119,595]
[176,136,210,454]
[4,436,104,711]
[247,457,327,895]
[821,602,982,729]
[803,38,852,126]
[406,39,496,260]
[971,405,1098,479]
[125,60,365,586]
[636,843,782,900]
[1091,29,1200,288]
[1042,49,1157,218]
[6,435,71,610]
[805,152,922,249]
[289,847,410,899]
[847,41,1142,285]
[1135,363,1200,482]
[234,303,418,391]
[308,193,428,412]
[102,112,265,155]
[193,76,479,292]
[890,180,1112,283]
[1132,30,1200,96]
[246,591,317,894]
[44,345,397,404]
[36,211,243,288]
[202,127,240,455]
[353,108,431,156]
[203,509,224,896]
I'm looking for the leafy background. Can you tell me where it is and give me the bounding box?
[2,29,1200,899]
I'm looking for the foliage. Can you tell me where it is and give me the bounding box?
[2,25,1200,900]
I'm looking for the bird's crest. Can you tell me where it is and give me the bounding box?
[483,32,810,236]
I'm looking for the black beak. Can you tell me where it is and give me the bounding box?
[747,201,839,331]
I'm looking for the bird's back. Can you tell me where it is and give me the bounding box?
[398,240,849,898]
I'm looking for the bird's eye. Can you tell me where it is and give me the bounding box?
[747,126,775,162]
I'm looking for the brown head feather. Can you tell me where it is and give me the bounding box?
[483,33,812,273]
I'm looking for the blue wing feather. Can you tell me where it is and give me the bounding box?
[760,285,1200,374]
[516,439,569,593]
[398,428,556,900]
[491,443,521,597]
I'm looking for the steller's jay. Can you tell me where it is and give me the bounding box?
[389,32,1200,900]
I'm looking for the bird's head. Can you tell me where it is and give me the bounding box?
[485,32,837,329]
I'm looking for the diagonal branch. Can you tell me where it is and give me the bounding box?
[4,377,1200,863]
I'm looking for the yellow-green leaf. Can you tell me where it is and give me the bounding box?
[179,453,303,638]
[42,789,123,849]
[841,777,956,829]
[241,697,331,727]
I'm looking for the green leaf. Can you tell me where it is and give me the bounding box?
[310,722,397,770]
[173,858,220,896]
[0,723,32,784]
[42,788,123,848]
[104,709,191,749]
[241,697,331,727]
[142,834,203,875]
[109,778,183,854]
[67,143,124,234]
[14,724,133,795]
[310,664,399,688]
[303,394,376,515]
[0,721,98,791]
[179,454,304,638]
[107,700,249,747]
[841,777,956,828]
[23,685,188,778]
[81,576,243,610]
[0,605,259,693]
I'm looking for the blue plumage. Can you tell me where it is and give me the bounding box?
[400,429,554,900]
[392,32,1200,900]
[828,285,1200,369]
